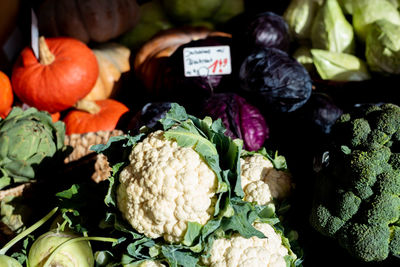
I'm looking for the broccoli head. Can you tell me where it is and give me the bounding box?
[310,103,400,262]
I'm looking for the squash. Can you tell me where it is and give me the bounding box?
[38,0,140,44]
[63,99,129,135]
[0,71,13,119]
[134,26,231,93]
[83,43,131,102]
[11,36,98,113]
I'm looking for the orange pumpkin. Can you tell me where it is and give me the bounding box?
[0,71,13,119]
[63,99,129,135]
[12,37,98,114]
[38,0,140,44]
[134,26,231,93]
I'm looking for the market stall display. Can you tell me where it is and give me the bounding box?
[1,1,400,266]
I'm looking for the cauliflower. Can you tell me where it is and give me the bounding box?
[139,260,166,267]
[240,154,292,205]
[202,222,289,267]
[117,130,218,243]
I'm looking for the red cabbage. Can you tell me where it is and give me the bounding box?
[201,93,269,151]
[239,47,312,113]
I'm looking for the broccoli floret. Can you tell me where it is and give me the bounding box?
[340,223,391,262]
[311,103,400,262]
[389,153,400,171]
[375,170,400,195]
[365,193,400,225]
[310,204,344,237]
[350,118,371,147]
[335,191,361,221]
[368,104,400,136]
[390,225,400,256]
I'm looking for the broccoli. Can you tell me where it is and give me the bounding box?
[310,103,400,262]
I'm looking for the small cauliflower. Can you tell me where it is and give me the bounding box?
[117,130,218,243]
[240,154,292,205]
[202,222,289,267]
[139,260,166,267]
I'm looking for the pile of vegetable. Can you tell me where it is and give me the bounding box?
[1,1,400,266]
[311,103,400,262]
[284,0,400,81]
[0,104,302,266]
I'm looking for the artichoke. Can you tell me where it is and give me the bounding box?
[0,107,66,189]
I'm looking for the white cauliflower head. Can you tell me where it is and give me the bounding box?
[139,260,166,267]
[202,222,289,267]
[117,130,218,243]
[240,154,292,205]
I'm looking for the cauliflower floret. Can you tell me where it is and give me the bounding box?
[202,222,289,267]
[240,154,292,205]
[139,260,166,267]
[117,130,218,243]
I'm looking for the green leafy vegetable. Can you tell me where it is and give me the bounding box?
[311,0,355,53]
[311,49,371,81]
[0,107,67,189]
[352,0,400,42]
[86,103,300,266]
[284,0,322,40]
[366,19,400,75]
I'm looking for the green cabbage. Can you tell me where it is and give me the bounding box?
[283,0,322,40]
[366,19,400,74]
[338,0,354,14]
[311,0,355,53]
[353,0,400,42]
[311,49,371,81]
[293,45,314,72]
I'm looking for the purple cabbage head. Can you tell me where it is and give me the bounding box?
[239,47,312,113]
[201,93,269,151]
[230,11,291,56]
[127,102,172,134]
[244,12,290,52]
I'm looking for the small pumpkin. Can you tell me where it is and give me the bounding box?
[83,43,131,102]
[38,0,140,44]
[12,36,98,114]
[63,99,129,135]
[134,26,231,93]
[0,71,13,119]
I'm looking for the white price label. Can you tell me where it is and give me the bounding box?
[183,46,231,77]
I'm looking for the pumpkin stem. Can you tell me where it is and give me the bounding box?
[39,36,55,65]
[74,99,101,114]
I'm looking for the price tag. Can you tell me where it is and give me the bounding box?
[183,46,231,77]
[31,8,39,60]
